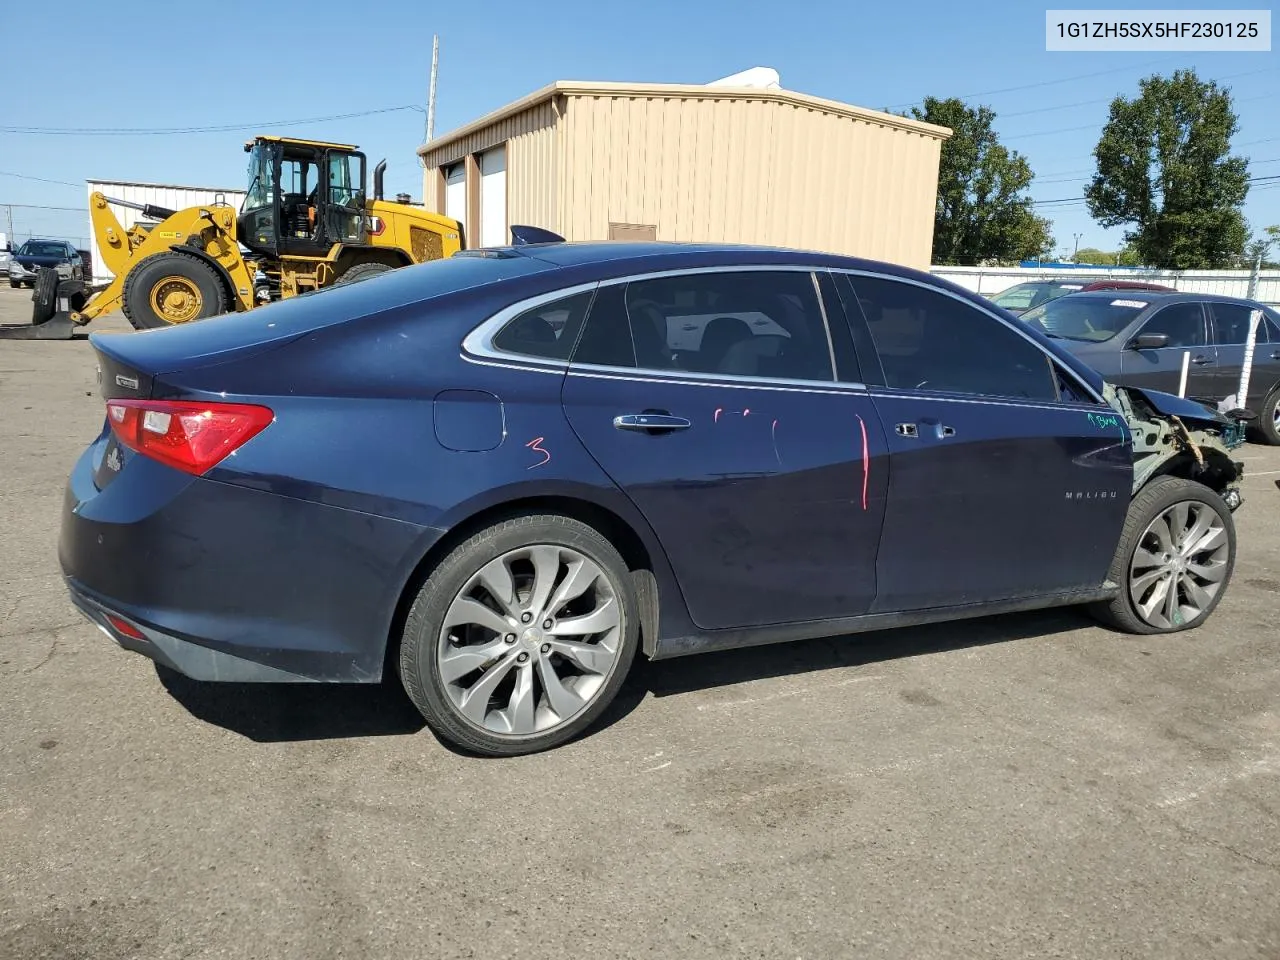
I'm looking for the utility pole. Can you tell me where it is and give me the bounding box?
[3,204,12,249]
[1072,233,1083,262]
[427,35,439,143]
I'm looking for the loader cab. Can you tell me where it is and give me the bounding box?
[238,136,368,258]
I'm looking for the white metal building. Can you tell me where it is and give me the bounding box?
[85,180,246,284]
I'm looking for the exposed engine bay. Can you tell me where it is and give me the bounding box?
[1106,383,1247,511]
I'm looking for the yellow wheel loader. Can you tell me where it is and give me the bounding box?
[0,136,462,339]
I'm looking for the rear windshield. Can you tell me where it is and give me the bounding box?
[1020,296,1148,342]
[989,281,1084,311]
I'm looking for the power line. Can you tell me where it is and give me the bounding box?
[995,67,1277,119]
[0,105,424,136]
[0,170,81,188]
[0,202,84,211]
[1032,173,1280,206]
[885,55,1181,111]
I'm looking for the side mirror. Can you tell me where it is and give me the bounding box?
[1129,332,1169,350]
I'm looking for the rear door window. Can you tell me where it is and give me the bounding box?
[1209,301,1267,344]
[573,270,837,383]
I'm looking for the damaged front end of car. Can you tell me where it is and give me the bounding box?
[1105,383,1247,511]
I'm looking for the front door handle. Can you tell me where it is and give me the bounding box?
[1191,355,1214,365]
[1270,351,1280,361]
[613,413,692,434]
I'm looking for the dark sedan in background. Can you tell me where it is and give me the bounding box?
[1020,290,1280,444]
[8,238,84,288]
[988,278,1175,316]
[58,240,1245,756]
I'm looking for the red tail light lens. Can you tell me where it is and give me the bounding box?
[106,399,274,476]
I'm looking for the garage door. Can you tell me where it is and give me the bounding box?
[444,163,466,234]
[479,146,507,248]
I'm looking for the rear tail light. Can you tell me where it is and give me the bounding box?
[105,399,274,476]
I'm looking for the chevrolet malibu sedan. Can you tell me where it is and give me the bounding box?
[59,240,1246,755]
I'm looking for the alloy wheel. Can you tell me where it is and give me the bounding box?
[1128,500,1230,629]
[437,544,623,736]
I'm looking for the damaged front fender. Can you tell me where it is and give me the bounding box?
[1105,383,1246,509]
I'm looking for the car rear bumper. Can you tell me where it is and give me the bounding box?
[58,436,437,683]
[67,577,322,682]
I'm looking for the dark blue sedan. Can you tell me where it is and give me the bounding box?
[59,238,1247,755]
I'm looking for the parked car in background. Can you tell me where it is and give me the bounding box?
[988,278,1175,316]
[1020,290,1280,444]
[0,246,11,277]
[8,239,83,288]
[59,241,1245,756]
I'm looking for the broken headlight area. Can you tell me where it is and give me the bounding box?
[1105,383,1246,511]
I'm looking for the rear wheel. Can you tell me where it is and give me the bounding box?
[398,514,639,756]
[1088,476,1235,634]
[333,261,393,286]
[8,280,19,289]
[122,251,228,330]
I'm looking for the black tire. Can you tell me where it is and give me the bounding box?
[1087,476,1236,635]
[23,280,34,289]
[31,268,58,325]
[1255,384,1280,446]
[122,251,228,330]
[333,261,393,286]
[398,514,640,756]
[8,280,19,289]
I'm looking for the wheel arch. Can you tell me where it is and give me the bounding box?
[1138,448,1241,499]
[382,494,674,682]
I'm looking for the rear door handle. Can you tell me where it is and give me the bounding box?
[613,413,691,434]
[1191,355,1214,365]
[1270,351,1280,361]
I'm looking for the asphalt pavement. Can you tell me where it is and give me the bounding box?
[1,284,1278,959]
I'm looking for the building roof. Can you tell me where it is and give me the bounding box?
[416,80,952,158]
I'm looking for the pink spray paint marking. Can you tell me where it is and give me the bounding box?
[857,416,869,511]
[742,408,750,416]
[713,407,723,424]
[770,419,781,466]
[525,436,551,469]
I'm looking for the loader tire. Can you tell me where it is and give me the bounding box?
[122,251,228,330]
[333,261,393,286]
[31,268,58,325]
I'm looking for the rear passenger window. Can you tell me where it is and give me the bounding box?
[584,270,835,382]
[847,275,1057,401]
[1211,302,1266,344]
[491,291,593,361]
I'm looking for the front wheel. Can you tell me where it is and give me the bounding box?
[399,515,640,756]
[1255,384,1280,446]
[1088,476,1236,634]
[122,251,228,330]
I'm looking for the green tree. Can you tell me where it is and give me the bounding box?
[1072,246,1145,266]
[909,97,1054,265]
[1085,69,1250,269]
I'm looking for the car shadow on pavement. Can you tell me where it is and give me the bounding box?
[154,607,1091,750]
[154,666,427,742]
[622,607,1094,702]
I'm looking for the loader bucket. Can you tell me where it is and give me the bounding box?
[0,277,88,341]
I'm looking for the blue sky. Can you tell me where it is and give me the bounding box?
[2,0,1277,258]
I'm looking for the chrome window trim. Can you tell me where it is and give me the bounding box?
[461,263,844,386]
[866,386,1110,416]
[566,363,867,395]
[460,279,602,369]
[809,270,839,381]
[830,267,1110,407]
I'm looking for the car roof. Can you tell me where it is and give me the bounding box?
[1055,289,1272,308]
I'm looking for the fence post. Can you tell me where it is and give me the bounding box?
[1247,252,1262,300]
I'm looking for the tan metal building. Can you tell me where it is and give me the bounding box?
[418,80,951,268]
